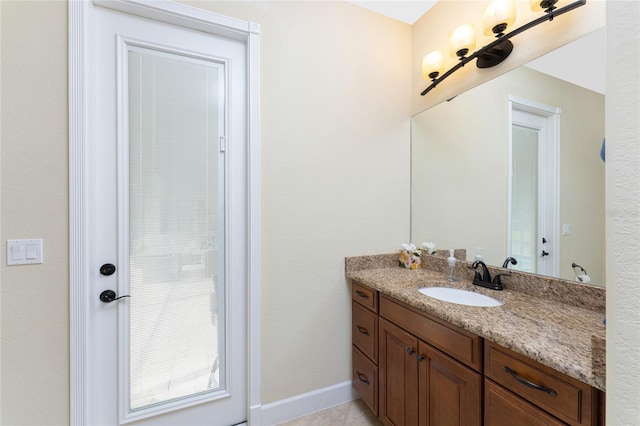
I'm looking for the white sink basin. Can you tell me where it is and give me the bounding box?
[418,287,503,307]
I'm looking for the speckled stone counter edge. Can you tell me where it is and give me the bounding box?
[346,252,605,312]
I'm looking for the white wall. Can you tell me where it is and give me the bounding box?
[606,1,640,424]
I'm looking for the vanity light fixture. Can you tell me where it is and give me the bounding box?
[420,0,586,96]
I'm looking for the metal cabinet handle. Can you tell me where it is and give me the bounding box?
[417,354,425,362]
[356,372,370,385]
[356,325,370,336]
[407,347,416,356]
[355,290,369,299]
[504,366,557,396]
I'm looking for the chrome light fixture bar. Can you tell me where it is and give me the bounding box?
[420,0,587,96]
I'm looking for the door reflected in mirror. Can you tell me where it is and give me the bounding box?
[508,98,561,278]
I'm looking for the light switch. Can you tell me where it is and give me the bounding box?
[10,244,24,261]
[26,243,38,259]
[7,239,43,265]
[562,224,571,236]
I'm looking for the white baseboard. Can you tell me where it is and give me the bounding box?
[254,380,357,426]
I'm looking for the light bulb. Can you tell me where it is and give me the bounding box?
[530,0,558,12]
[483,0,516,37]
[530,0,544,12]
[449,23,476,58]
[422,51,444,81]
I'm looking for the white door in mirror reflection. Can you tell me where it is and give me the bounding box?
[508,97,561,277]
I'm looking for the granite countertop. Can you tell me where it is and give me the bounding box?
[346,254,606,391]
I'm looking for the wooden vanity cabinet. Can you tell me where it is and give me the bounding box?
[379,318,481,426]
[378,295,482,426]
[484,378,565,426]
[419,340,482,426]
[351,281,379,415]
[350,281,604,426]
[378,318,419,425]
[484,341,602,426]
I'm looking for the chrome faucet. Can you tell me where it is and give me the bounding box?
[471,260,506,291]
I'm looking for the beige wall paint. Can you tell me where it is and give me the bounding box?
[0,1,69,424]
[412,66,605,284]
[1,0,410,422]
[178,1,412,403]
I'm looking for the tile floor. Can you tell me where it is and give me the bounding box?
[277,399,382,426]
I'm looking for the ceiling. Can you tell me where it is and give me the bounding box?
[347,1,437,24]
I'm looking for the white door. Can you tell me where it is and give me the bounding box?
[82,2,248,424]
[508,97,560,277]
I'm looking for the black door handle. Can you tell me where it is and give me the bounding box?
[541,250,549,257]
[100,289,130,303]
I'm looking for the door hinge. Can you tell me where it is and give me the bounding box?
[219,136,226,153]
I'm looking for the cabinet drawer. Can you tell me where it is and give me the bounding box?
[352,301,378,362]
[353,346,378,416]
[484,378,564,426]
[352,281,378,312]
[485,341,597,426]
[379,295,482,372]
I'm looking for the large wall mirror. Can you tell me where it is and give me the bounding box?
[411,26,606,286]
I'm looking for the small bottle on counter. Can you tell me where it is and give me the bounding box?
[474,247,484,262]
[446,249,459,282]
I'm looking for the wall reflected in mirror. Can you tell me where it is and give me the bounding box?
[411,27,605,286]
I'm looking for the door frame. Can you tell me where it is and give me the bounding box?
[68,1,261,424]
[507,95,560,277]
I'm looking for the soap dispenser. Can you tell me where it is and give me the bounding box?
[446,249,459,282]
[474,247,484,261]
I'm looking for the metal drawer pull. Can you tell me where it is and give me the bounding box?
[355,290,369,299]
[356,325,370,335]
[356,372,370,385]
[504,366,557,396]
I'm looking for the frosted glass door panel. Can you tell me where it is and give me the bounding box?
[127,46,225,412]
[511,125,538,273]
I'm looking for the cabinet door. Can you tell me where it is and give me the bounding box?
[379,318,419,426]
[418,341,481,426]
[352,301,378,362]
[485,341,597,426]
[485,378,565,426]
[353,346,378,416]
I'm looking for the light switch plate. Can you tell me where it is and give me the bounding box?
[7,239,43,265]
